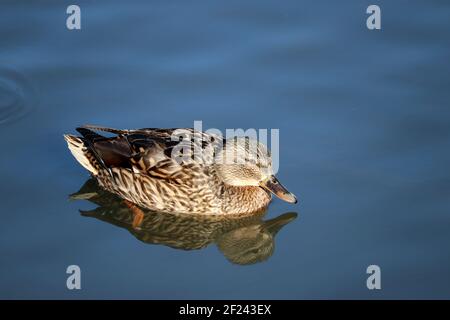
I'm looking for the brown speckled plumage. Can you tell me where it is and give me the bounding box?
[64,125,295,215]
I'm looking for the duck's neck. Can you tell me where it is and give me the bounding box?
[221,185,272,214]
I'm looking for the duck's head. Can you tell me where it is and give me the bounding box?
[214,137,297,204]
[217,212,298,265]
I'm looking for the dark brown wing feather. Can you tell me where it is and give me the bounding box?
[77,127,163,169]
[75,126,200,175]
[76,125,224,187]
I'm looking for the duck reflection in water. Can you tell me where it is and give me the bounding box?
[71,179,298,265]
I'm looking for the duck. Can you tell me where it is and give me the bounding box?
[64,125,297,215]
[71,178,298,265]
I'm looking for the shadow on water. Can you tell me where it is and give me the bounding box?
[70,179,298,265]
[0,68,35,126]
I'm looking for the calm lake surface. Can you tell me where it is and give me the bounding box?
[1,1,450,299]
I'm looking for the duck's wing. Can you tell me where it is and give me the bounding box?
[71,126,222,184]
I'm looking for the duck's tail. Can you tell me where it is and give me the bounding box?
[64,133,101,176]
[64,125,133,177]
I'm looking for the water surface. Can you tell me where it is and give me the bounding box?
[1,0,450,299]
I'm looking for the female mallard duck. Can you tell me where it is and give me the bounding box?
[64,125,297,215]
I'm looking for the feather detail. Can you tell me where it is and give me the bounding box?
[64,126,272,214]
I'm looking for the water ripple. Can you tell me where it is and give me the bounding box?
[0,69,35,126]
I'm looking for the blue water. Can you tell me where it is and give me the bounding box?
[1,0,450,299]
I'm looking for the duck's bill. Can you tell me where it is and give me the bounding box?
[260,175,297,204]
[264,212,298,234]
